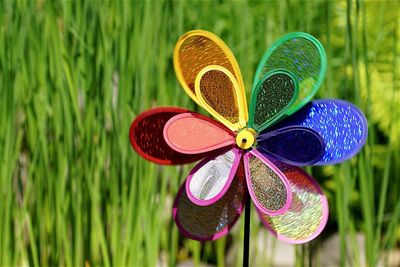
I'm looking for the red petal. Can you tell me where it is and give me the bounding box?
[130,107,226,165]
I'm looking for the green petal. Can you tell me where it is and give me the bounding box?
[249,70,299,132]
[252,32,327,115]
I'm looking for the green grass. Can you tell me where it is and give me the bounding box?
[0,1,399,266]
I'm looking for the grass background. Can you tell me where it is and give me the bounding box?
[1,0,399,266]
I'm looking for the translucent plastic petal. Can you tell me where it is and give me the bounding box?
[173,160,247,241]
[257,126,325,166]
[267,99,368,165]
[256,159,329,244]
[253,32,327,115]
[174,30,246,111]
[163,113,235,154]
[195,66,247,131]
[130,107,219,165]
[249,70,298,132]
[186,148,242,206]
[243,150,292,216]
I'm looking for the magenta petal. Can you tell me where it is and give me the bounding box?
[173,159,247,241]
[186,148,242,206]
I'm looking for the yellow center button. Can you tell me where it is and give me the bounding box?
[236,128,256,149]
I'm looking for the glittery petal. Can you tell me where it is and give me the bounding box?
[257,126,325,166]
[163,112,235,154]
[195,66,247,131]
[130,107,221,165]
[249,70,298,132]
[186,148,242,206]
[174,30,246,110]
[256,159,329,244]
[268,99,368,165]
[243,150,292,216]
[253,32,327,115]
[173,160,247,241]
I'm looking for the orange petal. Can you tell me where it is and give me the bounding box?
[174,30,246,112]
[195,66,247,131]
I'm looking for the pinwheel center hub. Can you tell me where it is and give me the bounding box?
[236,128,256,150]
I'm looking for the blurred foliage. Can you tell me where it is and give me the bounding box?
[0,0,399,266]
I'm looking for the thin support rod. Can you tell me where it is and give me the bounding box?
[243,194,251,267]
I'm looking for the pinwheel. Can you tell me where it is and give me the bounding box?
[129,30,367,245]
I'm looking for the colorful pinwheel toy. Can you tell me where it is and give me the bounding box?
[130,30,367,244]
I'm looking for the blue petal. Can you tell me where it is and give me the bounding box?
[266,99,368,165]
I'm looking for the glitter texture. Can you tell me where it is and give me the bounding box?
[269,99,368,164]
[178,35,238,93]
[174,161,246,241]
[248,156,287,211]
[189,150,236,201]
[252,73,296,129]
[257,160,328,243]
[257,126,325,166]
[199,70,239,124]
[256,34,325,112]
[129,31,369,245]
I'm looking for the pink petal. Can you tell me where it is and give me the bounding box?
[256,157,329,244]
[164,113,235,154]
[243,150,292,216]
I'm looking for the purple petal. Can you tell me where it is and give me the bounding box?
[257,126,325,166]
